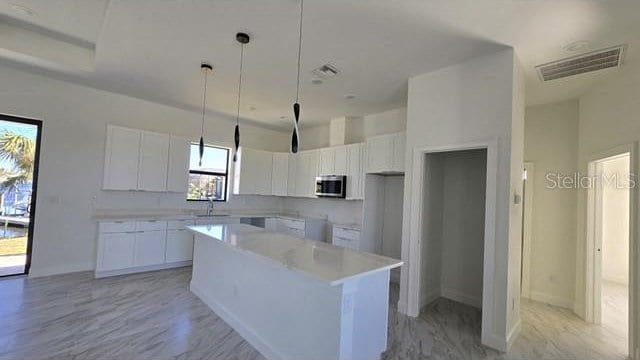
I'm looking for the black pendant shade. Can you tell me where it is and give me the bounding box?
[291,0,304,154]
[199,136,204,166]
[233,32,250,162]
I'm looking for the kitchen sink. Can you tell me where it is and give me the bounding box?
[195,214,231,218]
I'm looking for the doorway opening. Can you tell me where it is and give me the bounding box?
[586,152,631,356]
[0,114,42,277]
[419,148,488,337]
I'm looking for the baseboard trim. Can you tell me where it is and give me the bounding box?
[441,287,482,309]
[94,261,191,278]
[482,332,507,352]
[529,290,573,309]
[190,281,285,360]
[420,288,440,309]
[506,318,521,350]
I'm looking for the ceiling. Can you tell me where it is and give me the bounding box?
[0,0,638,129]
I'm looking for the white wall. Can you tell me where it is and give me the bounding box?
[0,65,288,277]
[361,108,407,139]
[602,155,630,285]
[524,100,579,308]
[420,154,444,306]
[299,125,330,151]
[381,176,404,260]
[402,48,524,350]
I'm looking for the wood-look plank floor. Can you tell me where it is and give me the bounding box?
[0,268,629,360]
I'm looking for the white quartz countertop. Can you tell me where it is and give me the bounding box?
[187,224,402,286]
[93,212,323,222]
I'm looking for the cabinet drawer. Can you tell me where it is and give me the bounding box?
[135,220,167,231]
[99,221,136,234]
[287,228,305,238]
[167,220,194,230]
[332,236,359,251]
[280,218,305,230]
[333,227,360,241]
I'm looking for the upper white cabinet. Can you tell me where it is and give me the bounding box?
[167,136,191,192]
[103,125,191,192]
[287,154,298,197]
[234,148,273,196]
[347,143,365,200]
[319,146,348,176]
[138,131,170,191]
[366,132,406,174]
[297,150,319,197]
[103,126,141,190]
[271,152,289,196]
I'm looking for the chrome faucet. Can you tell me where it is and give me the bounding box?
[206,197,215,216]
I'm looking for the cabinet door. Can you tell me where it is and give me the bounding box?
[165,229,193,263]
[319,148,335,176]
[287,154,298,196]
[347,144,362,199]
[99,232,135,271]
[167,136,191,192]
[300,151,319,197]
[334,146,348,175]
[134,230,166,267]
[271,153,289,196]
[257,151,274,195]
[366,135,393,173]
[393,133,406,173]
[138,131,170,191]
[234,148,273,195]
[265,218,279,231]
[103,126,141,190]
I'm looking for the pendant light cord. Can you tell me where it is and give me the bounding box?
[201,69,209,135]
[236,44,244,125]
[295,0,304,102]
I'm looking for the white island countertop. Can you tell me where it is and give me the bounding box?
[187,224,402,286]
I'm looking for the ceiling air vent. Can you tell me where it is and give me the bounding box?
[536,45,626,81]
[312,63,340,79]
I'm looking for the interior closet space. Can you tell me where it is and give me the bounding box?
[362,174,404,283]
[420,149,487,309]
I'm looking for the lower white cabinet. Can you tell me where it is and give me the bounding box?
[100,232,136,271]
[332,225,361,251]
[96,219,193,278]
[166,229,194,263]
[133,230,166,267]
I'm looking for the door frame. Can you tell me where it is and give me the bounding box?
[403,138,500,349]
[521,162,534,298]
[0,113,43,277]
[584,142,636,359]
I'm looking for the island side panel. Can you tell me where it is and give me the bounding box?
[190,233,342,360]
[339,270,391,360]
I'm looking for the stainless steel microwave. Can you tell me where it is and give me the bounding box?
[315,175,347,198]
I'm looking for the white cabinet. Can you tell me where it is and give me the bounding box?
[271,153,289,196]
[297,150,319,197]
[332,225,361,251]
[103,126,141,190]
[366,132,405,174]
[319,146,348,176]
[265,217,279,231]
[133,230,166,267]
[167,136,191,192]
[347,143,365,200]
[287,154,298,196]
[138,131,170,191]
[234,148,273,195]
[99,232,136,271]
[166,229,194,263]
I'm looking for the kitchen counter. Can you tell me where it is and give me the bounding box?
[188,223,402,360]
[188,224,400,286]
[92,211,325,223]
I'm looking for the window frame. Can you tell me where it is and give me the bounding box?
[186,143,230,202]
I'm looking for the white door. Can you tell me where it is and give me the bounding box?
[165,229,194,263]
[319,148,335,175]
[138,131,170,191]
[271,153,289,196]
[167,136,191,192]
[99,232,136,271]
[103,126,141,190]
[134,230,167,267]
[334,146,348,175]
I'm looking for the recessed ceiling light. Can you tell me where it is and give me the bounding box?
[10,3,36,16]
[344,94,356,100]
[563,40,590,52]
[311,78,323,85]
[279,116,287,120]
[249,106,256,111]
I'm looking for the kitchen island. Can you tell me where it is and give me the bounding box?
[187,224,402,360]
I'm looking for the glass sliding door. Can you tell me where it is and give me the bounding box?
[0,114,41,277]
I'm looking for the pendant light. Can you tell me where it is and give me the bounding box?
[199,62,213,166]
[291,0,304,153]
[233,32,250,162]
